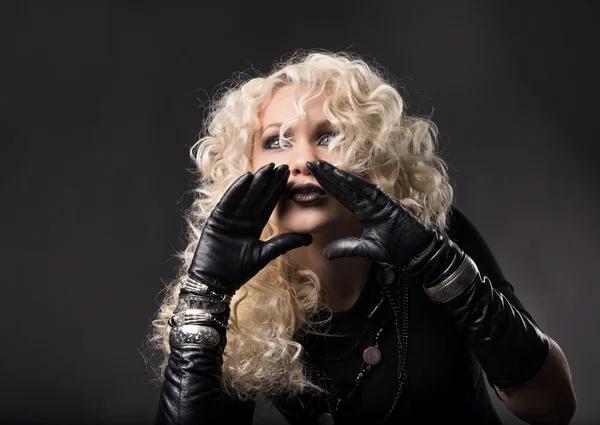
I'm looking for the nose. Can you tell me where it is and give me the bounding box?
[288,139,320,177]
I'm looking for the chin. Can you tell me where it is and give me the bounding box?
[273,207,340,235]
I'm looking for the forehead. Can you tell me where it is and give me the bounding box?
[259,84,327,126]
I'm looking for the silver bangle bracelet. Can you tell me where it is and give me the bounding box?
[424,255,480,303]
[168,310,229,330]
[169,324,221,347]
[174,294,228,314]
[183,276,232,302]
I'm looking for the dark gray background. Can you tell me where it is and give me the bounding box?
[1,1,597,424]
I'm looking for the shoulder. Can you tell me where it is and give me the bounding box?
[446,206,487,247]
[445,206,506,282]
[446,207,540,324]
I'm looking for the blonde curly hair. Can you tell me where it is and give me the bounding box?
[149,50,454,403]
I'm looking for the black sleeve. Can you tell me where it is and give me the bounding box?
[446,207,540,328]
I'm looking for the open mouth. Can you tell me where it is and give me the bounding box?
[288,184,327,204]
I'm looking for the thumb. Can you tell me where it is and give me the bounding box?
[261,233,313,263]
[323,237,364,260]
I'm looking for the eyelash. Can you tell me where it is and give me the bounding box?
[262,132,338,150]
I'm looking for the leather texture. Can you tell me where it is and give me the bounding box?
[445,273,550,389]
[307,160,549,389]
[156,163,311,424]
[187,162,312,295]
[155,337,256,424]
[306,160,435,265]
[155,162,549,423]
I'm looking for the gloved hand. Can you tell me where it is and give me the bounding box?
[187,163,313,295]
[305,159,437,267]
[307,160,549,390]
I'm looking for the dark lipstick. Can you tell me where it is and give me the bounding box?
[288,183,327,204]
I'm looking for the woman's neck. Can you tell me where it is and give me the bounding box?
[287,231,373,313]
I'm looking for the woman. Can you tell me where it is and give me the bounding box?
[151,51,576,424]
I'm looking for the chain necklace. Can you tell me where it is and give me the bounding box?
[310,266,409,425]
[315,277,382,362]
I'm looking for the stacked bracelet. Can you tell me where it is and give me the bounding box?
[423,254,480,304]
[168,275,232,347]
[182,276,232,302]
[168,310,229,331]
[169,325,222,347]
[175,294,229,314]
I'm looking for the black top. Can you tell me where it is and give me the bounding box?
[232,208,536,424]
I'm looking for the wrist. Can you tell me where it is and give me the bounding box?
[169,324,223,347]
[171,289,231,331]
[168,307,230,348]
[187,260,237,296]
[181,275,233,302]
[405,233,460,279]
[423,253,479,303]
[168,310,230,331]
[168,278,233,348]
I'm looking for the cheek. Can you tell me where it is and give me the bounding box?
[325,147,343,168]
[251,151,289,173]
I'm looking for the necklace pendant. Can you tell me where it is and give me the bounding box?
[318,412,335,425]
[363,346,382,366]
[377,268,396,286]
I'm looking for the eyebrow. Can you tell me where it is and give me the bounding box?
[260,120,335,136]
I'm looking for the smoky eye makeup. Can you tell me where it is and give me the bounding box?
[262,133,292,149]
[261,131,338,150]
[317,131,338,145]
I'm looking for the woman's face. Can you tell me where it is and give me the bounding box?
[251,84,361,236]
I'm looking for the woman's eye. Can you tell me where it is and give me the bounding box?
[263,136,291,149]
[263,137,278,149]
[263,132,337,149]
[318,132,337,146]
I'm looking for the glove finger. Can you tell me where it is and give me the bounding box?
[257,165,290,222]
[317,161,395,221]
[329,165,382,204]
[325,238,385,262]
[216,172,254,213]
[306,161,362,214]
[306,160,344,196]
[260,232,313,264]
[323,237,363,260]
[236,163,275,216]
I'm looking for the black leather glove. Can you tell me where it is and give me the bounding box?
[156,343,256,425]
[305,159,456,285]
[188,162,313,295]
[156,163,313,425]
[305,159,436,267]
[307,159,549,389]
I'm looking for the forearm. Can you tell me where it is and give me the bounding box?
[411,237,549,387]
[413,237,575,422]
[156,326,256,425]
[154,163,304,424]
[495,337,576,425]
[155,285,255,425]
[441,275,575,423]
[156,337,227,425]
[433,263,550,389]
